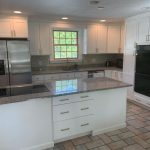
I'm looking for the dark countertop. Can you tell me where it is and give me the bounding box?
[32,67,123,75]
[0,77,131,105]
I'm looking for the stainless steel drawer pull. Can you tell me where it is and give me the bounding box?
[60,111,69,114]
[61,128,70,131]
[81,107,89,111]
[81,123,89,127]
[80,96,89,98]
[59,98,69,102]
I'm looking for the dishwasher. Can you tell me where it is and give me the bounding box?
[88,70,105,78]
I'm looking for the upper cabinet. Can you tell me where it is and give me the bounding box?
[87,23,107,54]
[87,23,124,54]
[28,22,50,55]
[0,16,28,38]
[87,24,99,54]
[124,19,137,51]
[137,16,150,43]
[107,24,121,53]
[12,18,28,38]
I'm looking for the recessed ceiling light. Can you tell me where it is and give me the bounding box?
[14,11,22,14]
[98,6,104,10]
[100,20,106,22]
[61,17,68,20]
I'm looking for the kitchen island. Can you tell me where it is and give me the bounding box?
[0,77,131,150]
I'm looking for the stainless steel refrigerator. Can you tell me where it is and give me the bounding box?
[0,39,32,96]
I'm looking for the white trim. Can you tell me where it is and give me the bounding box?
[92,123,126,136]
[22,142,54,150]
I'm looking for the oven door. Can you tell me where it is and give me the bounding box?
[134,73,150,97]
[136,46,150,75]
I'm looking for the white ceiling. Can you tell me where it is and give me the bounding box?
[0,0,150,21]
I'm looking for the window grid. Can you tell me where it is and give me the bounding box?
[53,30,79,59]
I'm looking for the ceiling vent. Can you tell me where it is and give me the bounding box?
[89,0,100,5]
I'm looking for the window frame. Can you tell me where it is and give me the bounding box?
[50,26,83,63]
[53,30,79,60]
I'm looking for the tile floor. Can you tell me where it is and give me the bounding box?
[49,102,150,150]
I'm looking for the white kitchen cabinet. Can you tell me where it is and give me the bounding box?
[107,24,121,53]
[28,22,40,55]
[137,16,150,43]
[87,23,123,54]
[120,25,125,53]
[123,19,137,101]
[105,70,123,81]
[74,72,88,78]
[124,20,137,50]
[12,18,28,38]
[87,24,98,54]
[92,88,127,135]
[98,24,107,53]
[53,88,127,141]
[87,23,108,54]
[53,92,94,141]
[0,16,28,38]
[54,115,94,141]
[29,22,50,55]
[0,98,54,150]
[0,18,12,37]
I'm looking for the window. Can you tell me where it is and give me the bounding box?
[53,30,78,59]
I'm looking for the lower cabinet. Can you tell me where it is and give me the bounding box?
[52,88,127,142]
[0,98,54,150]
[105,70,123,81]
[52,92,94,141]
[54,115,94,140]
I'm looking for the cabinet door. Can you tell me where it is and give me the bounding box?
[87,24,98,54]
[39,23,50,55]
[125,20,137,50]
[0,18,12,37]
[28,22,40,55]
[98,24,107,53]
[138,17,150,43]
[120,25,125,53]
[12,18,28,38]
[107,25,121,53]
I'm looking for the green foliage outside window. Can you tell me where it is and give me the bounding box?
[53,31,78,59]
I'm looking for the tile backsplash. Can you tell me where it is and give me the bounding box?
[31,54,123,70]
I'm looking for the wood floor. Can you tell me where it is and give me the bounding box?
[48,102,150,150]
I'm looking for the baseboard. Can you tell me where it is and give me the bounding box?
[128,99,150,110]
[23,141,54,150]
[92,123,126,136]
[54,131,91,143]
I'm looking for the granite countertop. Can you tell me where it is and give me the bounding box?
[0,77,131,105]
[32,67,123,75]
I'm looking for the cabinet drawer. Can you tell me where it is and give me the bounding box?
[44,74,60,81]
[52,93,94,106]
[54,115,93,140]
[59,73,75,79]
[74,72,88,78]
[76,115,94,134]
[54,118,77,140]
[32,75,44,82]
[53,100,93,122]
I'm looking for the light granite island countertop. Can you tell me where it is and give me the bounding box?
[0,77,131,105]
